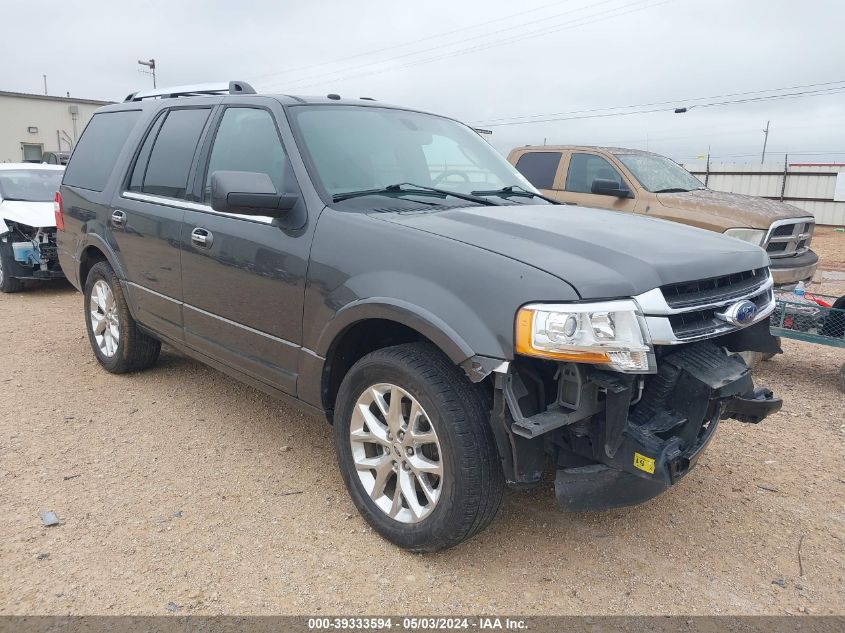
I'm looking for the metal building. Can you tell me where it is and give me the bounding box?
[0,90,110,164]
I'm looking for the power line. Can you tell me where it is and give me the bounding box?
[477,85,845,127]
[250,0,577,82]
[473,79,845,125]
[261,0,674,92]
[261,0,625,89]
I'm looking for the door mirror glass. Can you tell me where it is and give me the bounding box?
[590,178,633,198]
[210,170,298,216]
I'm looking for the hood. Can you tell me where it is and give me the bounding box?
[0,199,56,233]
[656,189,806,230]
[372,204,769,298]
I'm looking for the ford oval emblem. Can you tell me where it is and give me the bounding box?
[718,300,758,326]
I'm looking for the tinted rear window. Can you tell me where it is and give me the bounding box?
[137,108,210,199]
[64,110,140,192]
[513,152,561,189]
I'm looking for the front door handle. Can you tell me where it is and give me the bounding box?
[111,209,126,227]
[191,227,213,248]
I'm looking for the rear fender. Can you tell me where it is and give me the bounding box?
[76,234,140,321]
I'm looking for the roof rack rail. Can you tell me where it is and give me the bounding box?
[124,81,256,102]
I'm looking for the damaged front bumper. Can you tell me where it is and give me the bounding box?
[0,223,64,280]
[491,335,782,512]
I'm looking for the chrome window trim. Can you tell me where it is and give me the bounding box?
[121,191,275,224]
[763,216,814,259]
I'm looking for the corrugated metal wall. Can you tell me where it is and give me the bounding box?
[683,162,845,226]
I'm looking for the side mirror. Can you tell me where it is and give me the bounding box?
[210,171,298,217]
[591,178,633,198]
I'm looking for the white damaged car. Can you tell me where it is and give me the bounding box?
[0,164,65,292]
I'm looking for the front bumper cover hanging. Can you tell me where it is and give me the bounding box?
[492,341,782,512]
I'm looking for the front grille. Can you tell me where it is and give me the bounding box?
[649,266,774,342]
[772,223,795,237]
[764,219,814,259]
[661,267,769,309]
[667,288,772,339]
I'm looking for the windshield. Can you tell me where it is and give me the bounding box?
[616,154,704,193]
[0,169,63,202]
[289,105,536,203]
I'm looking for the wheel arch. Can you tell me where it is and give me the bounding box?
[77,234,127,290]
[315,300,480,420]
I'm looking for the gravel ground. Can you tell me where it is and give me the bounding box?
[1,280,843,616]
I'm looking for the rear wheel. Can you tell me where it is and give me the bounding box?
[0,242,24,293]
[84,261,160,373]
[333,343,504,552]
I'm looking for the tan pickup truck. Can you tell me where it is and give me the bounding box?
[508,146,818,288]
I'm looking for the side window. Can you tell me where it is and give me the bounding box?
[133,108,210,199]
[565,153,625,194]
[203,108,288,200]
[64,110,141,192]
[513,152,561,190]
[128,112,166,192]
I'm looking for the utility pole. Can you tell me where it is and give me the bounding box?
[761,120,770,165]
[138,58,157,88]
[43,74,47,95]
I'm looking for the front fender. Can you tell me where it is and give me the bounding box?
[302,209,580,366]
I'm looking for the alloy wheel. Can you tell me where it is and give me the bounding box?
[90,279,120,357]
[349,383,443,523]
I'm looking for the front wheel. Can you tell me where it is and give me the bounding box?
[83,261,161,373]
[333,343,504,552]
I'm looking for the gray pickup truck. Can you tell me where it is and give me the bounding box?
[57,81,782,551]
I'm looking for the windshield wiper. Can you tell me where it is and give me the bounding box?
[653,187,692,193]
[332,183,498,206]
[470,185,562,205]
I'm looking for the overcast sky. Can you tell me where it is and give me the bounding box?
[3,0,844,165]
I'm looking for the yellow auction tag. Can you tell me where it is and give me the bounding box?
[633,452,655,474]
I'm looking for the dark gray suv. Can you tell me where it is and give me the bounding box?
[57,81,782,551]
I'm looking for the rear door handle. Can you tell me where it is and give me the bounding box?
[111,209,126,227]
[191,227,213,248]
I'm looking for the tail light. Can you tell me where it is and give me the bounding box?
[54,191,65,231]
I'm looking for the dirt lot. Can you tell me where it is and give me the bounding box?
[1,257,843,615]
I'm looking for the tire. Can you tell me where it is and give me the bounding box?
[0,242,24,293]
[739,350,764,369]
[83,261,161,374]
[333,342,504,552]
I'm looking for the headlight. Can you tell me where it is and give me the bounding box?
[724,228,766,246]
[515,301,654,373]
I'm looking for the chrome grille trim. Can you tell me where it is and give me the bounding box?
[635,268,777,345]
[763,217,814,259]
[635,275,773,316]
